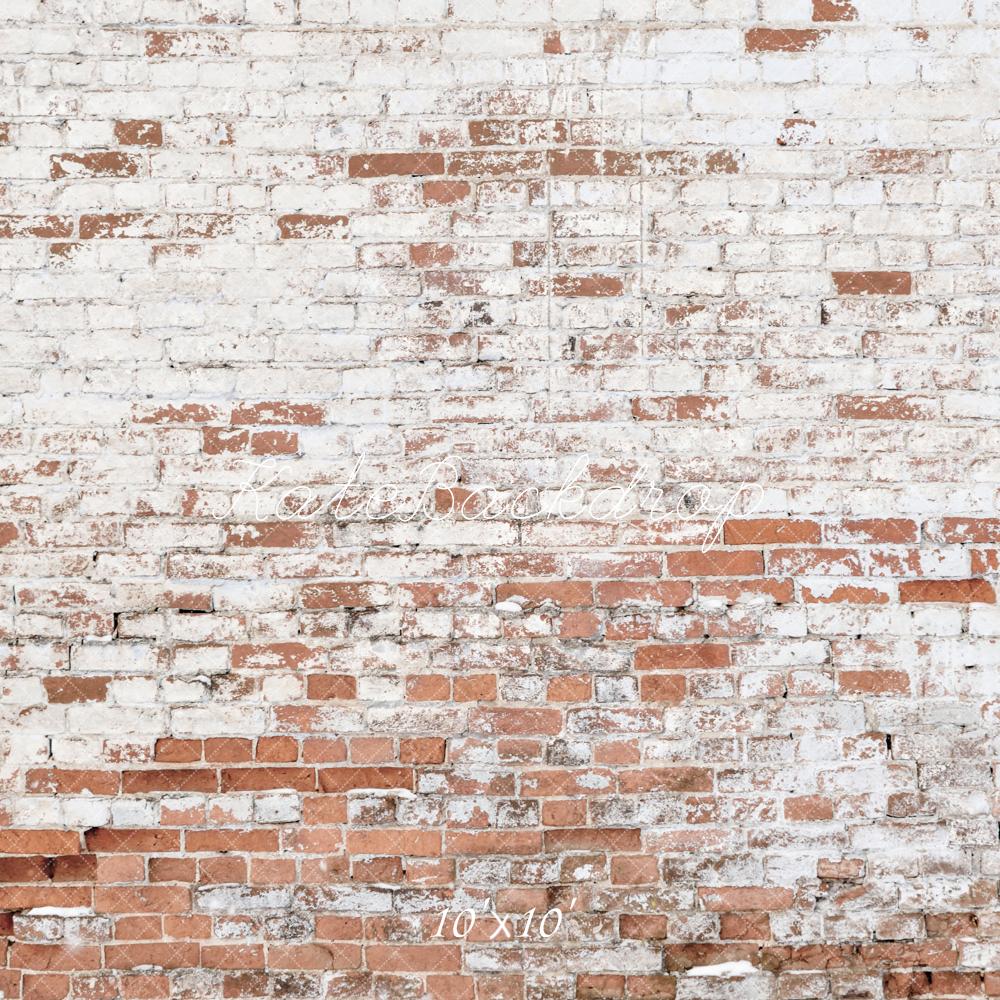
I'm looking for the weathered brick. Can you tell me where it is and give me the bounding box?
[0,5,995,994]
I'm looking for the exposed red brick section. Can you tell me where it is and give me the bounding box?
[745,28,826,51]
[41,677,110,703]
[0,215,73,238]
[348,153,445,177]
[931,518,1000,543]
[114,119,163,146]
[202,427,248,453]
[551,274,624,297]
[668,550,764,576]
[698,887,794,911]
[899,579,996,603]
[423,179,470,204]
[548,149,640,175]
[838,670,910,694]
[813,0,857,20]
[724,519,822,544]
[229,401,325,425]
[635,644,732,670]
[51,152,141,179]
[706,149,739,174]
[832,271,912,294]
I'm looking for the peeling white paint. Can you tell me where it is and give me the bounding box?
[348,787,415,798]
[23,906,93,917]
[687,961,758,978]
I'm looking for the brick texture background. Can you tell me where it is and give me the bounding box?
[2,1,1000,998]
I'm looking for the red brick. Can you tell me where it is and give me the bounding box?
[698,887,794,910]
[349,153,445,177]
[724,519,821,545]
[667,550,764,576]
[551,274,623,297]
[635,644,731,670]
[833,271,912,295]
[899,579,995,603]
[42,676,110,703]
[318,767,412,792]
[0,830,80,854]
[51,152,141,179]
[115,120,163,146]
[838,670,910,695]
[577,975,625,999]
[745,28,825,51]
[784,795,834,821]
[365,945,460,972]
[469,708,563,735]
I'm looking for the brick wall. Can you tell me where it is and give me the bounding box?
[1,1,1000,998]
